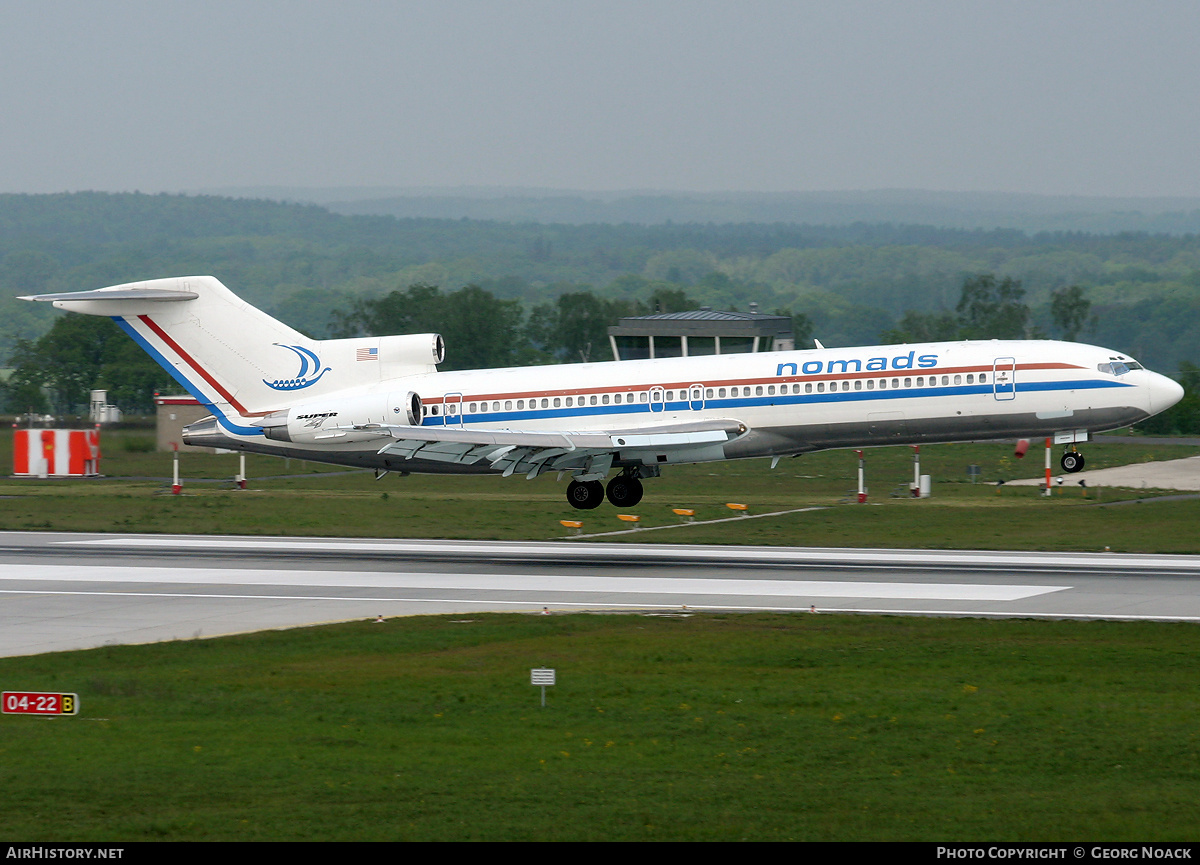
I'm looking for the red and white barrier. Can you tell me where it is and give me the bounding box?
[12,429,100,477]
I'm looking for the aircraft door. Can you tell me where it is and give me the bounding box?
[650,386,665,413]
[993,358,1016,401]
[444,392,464,426]
[689,384,705,411]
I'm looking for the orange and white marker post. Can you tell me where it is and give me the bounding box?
[1043,437,1053,497]
[855,450,867,503]
[911,445,921,497]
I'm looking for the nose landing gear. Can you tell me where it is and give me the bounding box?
[1060,448,1086,473]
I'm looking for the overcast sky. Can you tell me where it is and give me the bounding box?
[1,0,1197,198]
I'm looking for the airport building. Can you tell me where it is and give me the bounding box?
[607,306,795,361]
[155,395,218,452]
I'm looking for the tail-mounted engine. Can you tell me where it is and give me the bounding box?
[258,390,422,443]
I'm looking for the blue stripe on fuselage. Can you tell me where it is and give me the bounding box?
[419,377,1132,426]
[112,317,265,437]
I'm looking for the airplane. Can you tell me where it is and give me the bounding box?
[22,275,1185,509]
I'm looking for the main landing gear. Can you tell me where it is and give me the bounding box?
[565,472,646,510]
[1060,448,1086,473]
[566,479,604,509]
[604,473,644,508]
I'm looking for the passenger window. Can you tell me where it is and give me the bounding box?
[541,399,549,408]
[979,373,986,383]
[817,382,825,393]
[505,401,512,410]
[706,389,713,398]
[480,402,488,412]
[639,393,647,403]
[879,379,886,389]
[916,377,924,387]
[469,403,477,412]
[941,376,949,385]
[954,375,962,385]
[768,385,776,395]
[756,386,764,396]
[966,374,974,384]
[553,398,560,407]
[866,380,874,390]
[805,383,812,393]
[566,397,573,407]
[854,380,862,390]
[603,394,610,405]
[719,388,727,398]
[891,379,899,388]
[904,378,911,388]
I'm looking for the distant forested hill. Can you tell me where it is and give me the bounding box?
[1,191,1198,374]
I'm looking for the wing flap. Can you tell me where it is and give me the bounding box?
[373,418,747,477]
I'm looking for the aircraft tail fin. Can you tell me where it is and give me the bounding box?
[21,276,443,427]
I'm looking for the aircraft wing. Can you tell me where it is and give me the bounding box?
[365,418,747,479]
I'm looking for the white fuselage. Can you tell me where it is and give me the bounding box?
[186,338,1180,473]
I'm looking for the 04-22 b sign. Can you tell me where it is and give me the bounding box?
[3,691,78,715]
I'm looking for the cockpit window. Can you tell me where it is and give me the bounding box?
[1098,361,1144,376]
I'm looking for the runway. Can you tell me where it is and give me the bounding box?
[1,531,1199,658]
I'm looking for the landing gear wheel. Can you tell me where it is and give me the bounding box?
[566,479,605,510]
[605,475,644,507]
[1060,452,1085,473]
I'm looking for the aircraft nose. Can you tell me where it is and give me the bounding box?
[1147,372,1185,416]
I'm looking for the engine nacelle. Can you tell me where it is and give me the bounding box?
[377,333,445,368]
[259,390,421,443]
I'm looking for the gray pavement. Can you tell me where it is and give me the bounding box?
[1006,454,1200,491]
[1,532,1199,658]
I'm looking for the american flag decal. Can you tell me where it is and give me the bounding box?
[356,347,378,361]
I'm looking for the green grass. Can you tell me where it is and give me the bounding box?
[1,612,1198,841]
[1,429,1199,551]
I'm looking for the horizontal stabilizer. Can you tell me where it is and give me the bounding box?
[19,287,199,303]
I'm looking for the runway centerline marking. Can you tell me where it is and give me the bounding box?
[0,564,1069,601]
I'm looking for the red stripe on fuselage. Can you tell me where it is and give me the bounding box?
[136,315,251,415]
[426,362,1085,404]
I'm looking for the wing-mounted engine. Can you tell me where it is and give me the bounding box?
[258,390,422,443]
